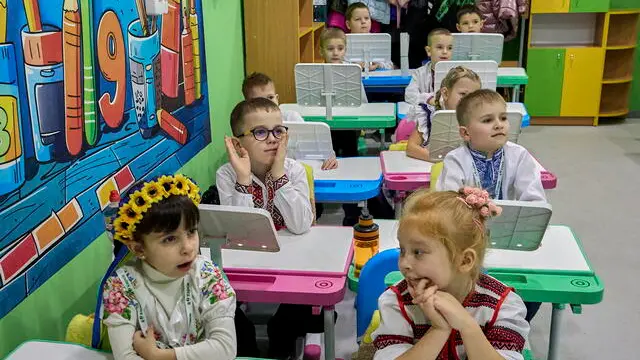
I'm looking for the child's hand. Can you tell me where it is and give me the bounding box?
[432,291,477,333]
[133,326,159,359]
[369,63,381,71]
[321,155,338,170]
[409,281,451,331]
[357,61,366,71]
[270,133,288,180]
[224,136,252,186]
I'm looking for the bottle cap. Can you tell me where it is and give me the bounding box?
[109,190,120,202]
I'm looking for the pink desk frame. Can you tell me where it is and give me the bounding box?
[222,227,355,360]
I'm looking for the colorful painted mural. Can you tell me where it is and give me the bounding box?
[0,0,210,318]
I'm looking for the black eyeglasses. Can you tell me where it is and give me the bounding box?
[236,126,288,141]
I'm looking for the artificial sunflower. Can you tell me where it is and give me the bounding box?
[158,175,175,194]
[172,174,189,196]
[118,203,142,224]
[113,217,136,236]
[143,181,166,202]
[114,231,133,244]
[130,190,152,214]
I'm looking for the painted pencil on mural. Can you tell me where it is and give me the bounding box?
[79,0,97,145]
[63,0,83,156]
[22,0,42,32]
[188,0,201,100]
[135,0,149,36]
[161,0,180,98]
[0,0,6,42]
[158,109,188,144]
[181,3,195,106]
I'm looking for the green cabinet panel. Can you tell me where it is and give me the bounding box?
[570,0,609,12]
[525,49,566,116]
[610,0,639,10]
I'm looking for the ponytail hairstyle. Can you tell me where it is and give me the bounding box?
[433,66,481,111]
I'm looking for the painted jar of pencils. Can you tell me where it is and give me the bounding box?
[128,20,160,139]
[0,43,26,195]
[353,209,380,278]
[21,25,64,163]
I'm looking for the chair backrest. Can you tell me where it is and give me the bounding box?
[301,162,317,225]
[355,248,400,338]
[429,161,444,191]
[393,118,416,143]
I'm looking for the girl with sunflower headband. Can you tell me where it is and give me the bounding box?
[102,174,237,360]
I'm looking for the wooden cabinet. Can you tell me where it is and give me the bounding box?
[561,48,605,116]
[243,0,325,104]
[531,0,568,13]
[525,49,565,116]
[570,0,609,13]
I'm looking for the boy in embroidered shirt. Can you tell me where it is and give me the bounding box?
[372,188,529,360]
[436,89,546,202]
[102,175,237,360]
[405,28,452,105]
[241,72,338,170]
[346,2,394,71]
[217,97,314,234]
[456,5,485,33]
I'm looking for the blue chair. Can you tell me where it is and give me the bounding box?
[355,248,400,339]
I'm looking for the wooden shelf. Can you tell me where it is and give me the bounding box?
[599,82,632,115]
[299,0,312,28]
[606,44,637,50]
[602,76,633,84]
[530,13,605,48]
[602,48,635,82]
[298,26,312,38]
[599,109,630,117]
[606,13,639,47]
[299,31,313,63]
[313,25,323,63]
[312,22,324,31]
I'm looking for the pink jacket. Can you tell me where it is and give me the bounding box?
[477,0,528,41]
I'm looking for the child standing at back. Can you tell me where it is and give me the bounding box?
[372,188,529,359]
[102,175,237,360]
[346,2,394,71]
[404,66,481,161]
[456,5,485,33]
[405,28,453,104]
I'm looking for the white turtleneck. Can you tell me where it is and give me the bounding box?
[105,257,237,360]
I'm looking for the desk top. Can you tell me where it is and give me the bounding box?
[362,67,527,85]
[220,226,354,275]
[381,151,433,174]
[280,103,395,117]
[6,341,113,360]
[302,157,382,181]
[377,222,591,274]
[397,101,527,118]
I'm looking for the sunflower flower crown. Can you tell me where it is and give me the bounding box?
[110,174,201,244]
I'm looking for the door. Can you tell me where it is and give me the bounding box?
[570,0,609,13]
[531,0,569,13]
[525,49,565,116]
[560,48,605,116]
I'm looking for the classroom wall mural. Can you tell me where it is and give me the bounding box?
[0,0,210,318]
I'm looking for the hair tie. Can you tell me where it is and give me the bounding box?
[457,187,502,230]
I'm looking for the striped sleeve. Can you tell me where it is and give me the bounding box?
[487,290,529,360]
[372,289,414,359]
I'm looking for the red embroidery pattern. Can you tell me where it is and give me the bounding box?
[412,323,430,339]
[465,293,499,309]
[373,334,413,350]
[486,326,526,352]
[477,274,508,296]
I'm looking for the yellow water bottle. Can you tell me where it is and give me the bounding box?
[353,209,379,278]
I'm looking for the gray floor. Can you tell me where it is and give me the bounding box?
[313,120,640,360]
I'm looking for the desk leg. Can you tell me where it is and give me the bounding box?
[324,306,336,360]
[548,304,564,360]
[512,85,520,103]
[394,191,404,219]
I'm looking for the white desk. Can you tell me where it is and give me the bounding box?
[380,151,433,174]
[397,101,528,119]
[279,103,396,130]
[6,341,113,360]
[301,157,381,181]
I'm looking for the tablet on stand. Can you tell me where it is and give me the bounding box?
[452,33,504,63]
[345,33,392,78]
[284,121,334,161]
[434,60,499,91]
[198,204,280,266]
[295,63,362,121]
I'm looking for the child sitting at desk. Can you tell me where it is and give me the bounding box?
[241,72,338,170]
[456,5,485,33]
[405,28,452,104]
[102,175,237,360]
[346,2,395,71]
[436,89,546,202]
[405,66,481,161]
[217,98,326,359]
[372,188,529,360]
